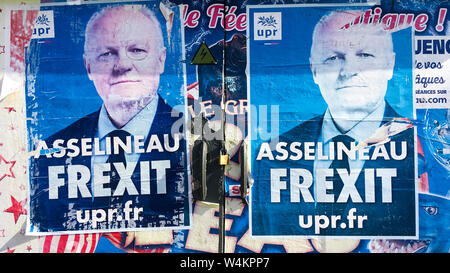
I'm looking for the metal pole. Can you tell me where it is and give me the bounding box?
[218,0,228,254]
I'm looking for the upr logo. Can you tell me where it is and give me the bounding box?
[32,10,55,39]
[254,12,282,41]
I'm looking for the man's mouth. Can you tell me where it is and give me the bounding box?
[336,85,367,90]
[369,239,431,253]
[110,80,140,86]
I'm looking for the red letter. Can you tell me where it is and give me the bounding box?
[207,4,224,28]
[414,14,429,32]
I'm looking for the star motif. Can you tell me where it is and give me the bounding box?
[3,195,27,224]
[5,247,15,253]
[26,245,32,252]
[0,155,16,182]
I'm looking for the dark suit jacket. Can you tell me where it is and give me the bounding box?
[252,102,416,236]
[29,95,189,232]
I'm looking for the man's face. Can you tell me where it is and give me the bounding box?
[84,9,166,110]
[310,14,395,117]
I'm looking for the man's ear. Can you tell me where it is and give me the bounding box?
[84,55,93,81]
[310,57,318,84]
[159,47,167,74]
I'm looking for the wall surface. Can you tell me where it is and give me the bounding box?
[0,0,448,254]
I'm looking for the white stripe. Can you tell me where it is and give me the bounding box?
[75,234,85,253]
[84,234,93,253]
[48,236,57,253]
[37,236,46,253]
[65,235,76,253]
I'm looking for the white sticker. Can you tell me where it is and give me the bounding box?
[32,10,55,39]
[254,12,282,41]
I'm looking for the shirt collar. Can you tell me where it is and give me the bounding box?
[321,100,386,144]
[97,95,159,140]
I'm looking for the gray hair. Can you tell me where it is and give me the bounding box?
[310,10,394,60]
[84,5,164,53]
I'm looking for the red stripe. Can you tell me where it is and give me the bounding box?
[57,235,69,253]
[89,234,99,253]
[42,236,53,253]
[80,234,89,253]
[71,234,80,253]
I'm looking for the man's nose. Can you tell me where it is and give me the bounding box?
[338,57,359,79]
[113,51,133,74]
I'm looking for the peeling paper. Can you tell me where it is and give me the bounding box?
[0,8,38,101]
[160,2,174,46]
[357,118,414,150]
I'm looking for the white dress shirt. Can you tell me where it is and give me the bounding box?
[90,96,159,195]
[313,101,386,199]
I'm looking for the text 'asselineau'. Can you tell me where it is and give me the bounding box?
[33,133,182,158]
[256,140,408,161]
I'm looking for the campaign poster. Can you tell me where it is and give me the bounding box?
[248,4,418,237]
[24,1,191,234]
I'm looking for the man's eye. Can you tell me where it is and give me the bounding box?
[97,51,115,61]
[357,53,374,58]
[324,55,343,63]
[128,48,148,60]
[130,48,146,53]
[423,206,438,215]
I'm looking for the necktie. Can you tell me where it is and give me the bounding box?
[106,129,131,192]
[329,135,354,191]
[314,134,354,235]
[328,134,355,216]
